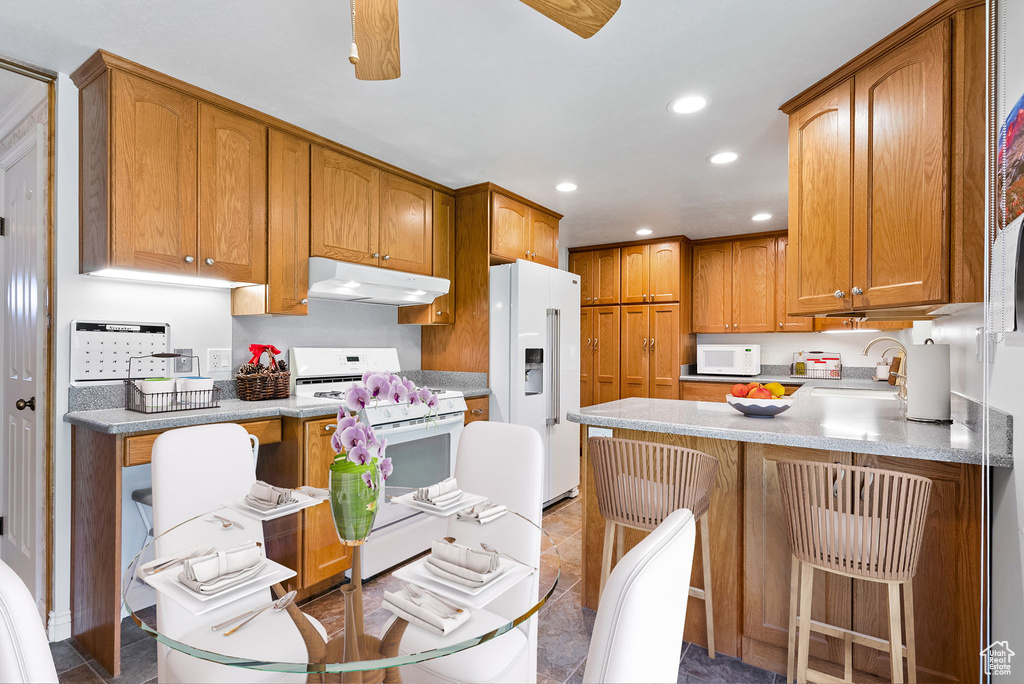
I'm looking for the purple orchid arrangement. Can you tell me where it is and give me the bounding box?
[332,371,439,489]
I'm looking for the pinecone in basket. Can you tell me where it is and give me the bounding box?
[276,359,288,373]
[238,362,264,376]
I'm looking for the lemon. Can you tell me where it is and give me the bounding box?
[764,382,786,398]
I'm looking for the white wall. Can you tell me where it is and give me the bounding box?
[696,329,913,368]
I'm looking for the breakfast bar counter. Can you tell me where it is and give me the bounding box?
[567,388,997,683]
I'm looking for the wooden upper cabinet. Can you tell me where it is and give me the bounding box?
[569,251,594,305]
[731,237,776,333]
[853,22,950,309]
[620,245,649,304]
[787,80,854,315]
[579,307,594,407]
[649,241,681,302]
[620,305,650,398]
[649,303,680,400]
[265,130,310,314]
[692,242,732,333]
[775,237,813,332]
[593,306,620,404]
[530,209,559,267]
[592,248,621,305]
[310,145,380,266]
[197,104,267,283]
[491,194,530,262]
[397,191,455,325]
[104,71,198,275]
[379,172,432,275]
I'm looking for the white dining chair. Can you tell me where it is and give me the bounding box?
[389,421,545,683]
[151,423,326,684]
[0,559,58,684]
[582,508,697,684]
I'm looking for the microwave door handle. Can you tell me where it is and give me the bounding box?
[546,308,560,426]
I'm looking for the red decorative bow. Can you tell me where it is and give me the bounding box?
[248,344,282,370]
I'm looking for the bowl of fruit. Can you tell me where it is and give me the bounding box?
[726,382,794,419]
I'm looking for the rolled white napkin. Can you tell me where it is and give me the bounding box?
[245,481,297,511]
[382,587,471,636]
[456,501,507,524]
[178,541,265,595]
[414,477,462,506]
[425,540,503,587]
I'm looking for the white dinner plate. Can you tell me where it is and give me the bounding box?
[142,558,296,615]
[222,490,322,521]
[389,491,488,517]
[392,555,534,609]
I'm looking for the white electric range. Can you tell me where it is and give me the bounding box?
[290,347,468,577]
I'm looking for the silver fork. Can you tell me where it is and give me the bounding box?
[146,546,212,575]
[480,542,536,570]
[402,581,464,614]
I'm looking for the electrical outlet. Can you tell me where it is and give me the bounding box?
[208,349,232,373]
[173,348,193,374]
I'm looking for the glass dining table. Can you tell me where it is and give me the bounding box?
[123,502,559,683]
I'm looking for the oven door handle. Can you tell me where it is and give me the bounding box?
[373,413,464,438]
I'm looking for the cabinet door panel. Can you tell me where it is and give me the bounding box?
[198,104,267,283]
[530,209,559,267]
[744,444,852,666]
[776,237,813,331]
[592,249,621,305]
[310,146,380,266]
[569,251,594,305]
[851,455,979,684]
[619,305,649,398]
[491,194,529,261]
[620,245,649,304]
[692,242,732,333]
[303,419,353,586]
[110,72,198,274]
[649,304,679,399]
[788,81,854,314]
[853,22,950,308]
[380,172,432,275]
[579,308,594,407]
[731,237,776,333]
[266,129,309,314]
[431,191,455,322]
[649,241,681,302]
[593,306,620,404]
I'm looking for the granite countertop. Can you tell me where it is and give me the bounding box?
[64,387,490,434]
[568,380,1012,468]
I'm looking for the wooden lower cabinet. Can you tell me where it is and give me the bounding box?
[580,308,594,407]
[620,305,650,397]
[465,396,489,423]
[302,417,353,587]
[593,306,620,404]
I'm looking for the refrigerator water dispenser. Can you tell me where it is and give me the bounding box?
[525,347,544,395]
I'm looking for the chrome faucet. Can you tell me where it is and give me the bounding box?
[863,336,908,401]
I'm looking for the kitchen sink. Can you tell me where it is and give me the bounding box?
[810,387,899,400]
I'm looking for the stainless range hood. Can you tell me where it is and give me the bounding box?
[307,257,449,306]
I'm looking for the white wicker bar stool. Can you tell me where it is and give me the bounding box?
[588,436,720,658]
[777,460,933,684]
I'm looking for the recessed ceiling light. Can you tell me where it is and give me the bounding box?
[751,213,772,221]
[708,152,739,164]
[556,182,578,192]
[636,228,653,236]
[668,95,708,114]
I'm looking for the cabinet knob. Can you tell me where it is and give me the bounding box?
[843,319,851,326]
[204,257,215,266]
[436,310,443,316]
[372,252,380,259]
[852,287,864,296]
[300,298,309,305]
[383,255,390,261]
[779,322,783,329]
[834,290,846,299]
[184,255,195,264]
[725,323,730,329]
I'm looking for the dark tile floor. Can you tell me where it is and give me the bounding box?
[53,493,782,684]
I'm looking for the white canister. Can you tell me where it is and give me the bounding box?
[906,340,951,422]
[875,360,891,382]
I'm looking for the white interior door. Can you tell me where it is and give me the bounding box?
[0,123,46,605]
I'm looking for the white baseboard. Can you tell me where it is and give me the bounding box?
[47,609,72,642]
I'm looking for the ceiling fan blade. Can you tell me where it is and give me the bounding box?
[518,0,621,39]
[353,0,401,81]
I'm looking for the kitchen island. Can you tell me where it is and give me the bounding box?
[567,385,1009,683]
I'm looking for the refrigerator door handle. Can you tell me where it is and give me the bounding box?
[546,308,560,426]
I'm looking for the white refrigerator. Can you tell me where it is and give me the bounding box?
[489,259,581,504]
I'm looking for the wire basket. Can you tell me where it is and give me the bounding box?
[124,353,221,414]
[790,363,843,380]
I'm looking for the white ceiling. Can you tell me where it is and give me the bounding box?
[0,0,934,246]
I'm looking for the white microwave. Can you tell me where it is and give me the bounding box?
[696,344,761,376]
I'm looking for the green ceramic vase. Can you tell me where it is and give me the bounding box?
[329,460,379,545]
